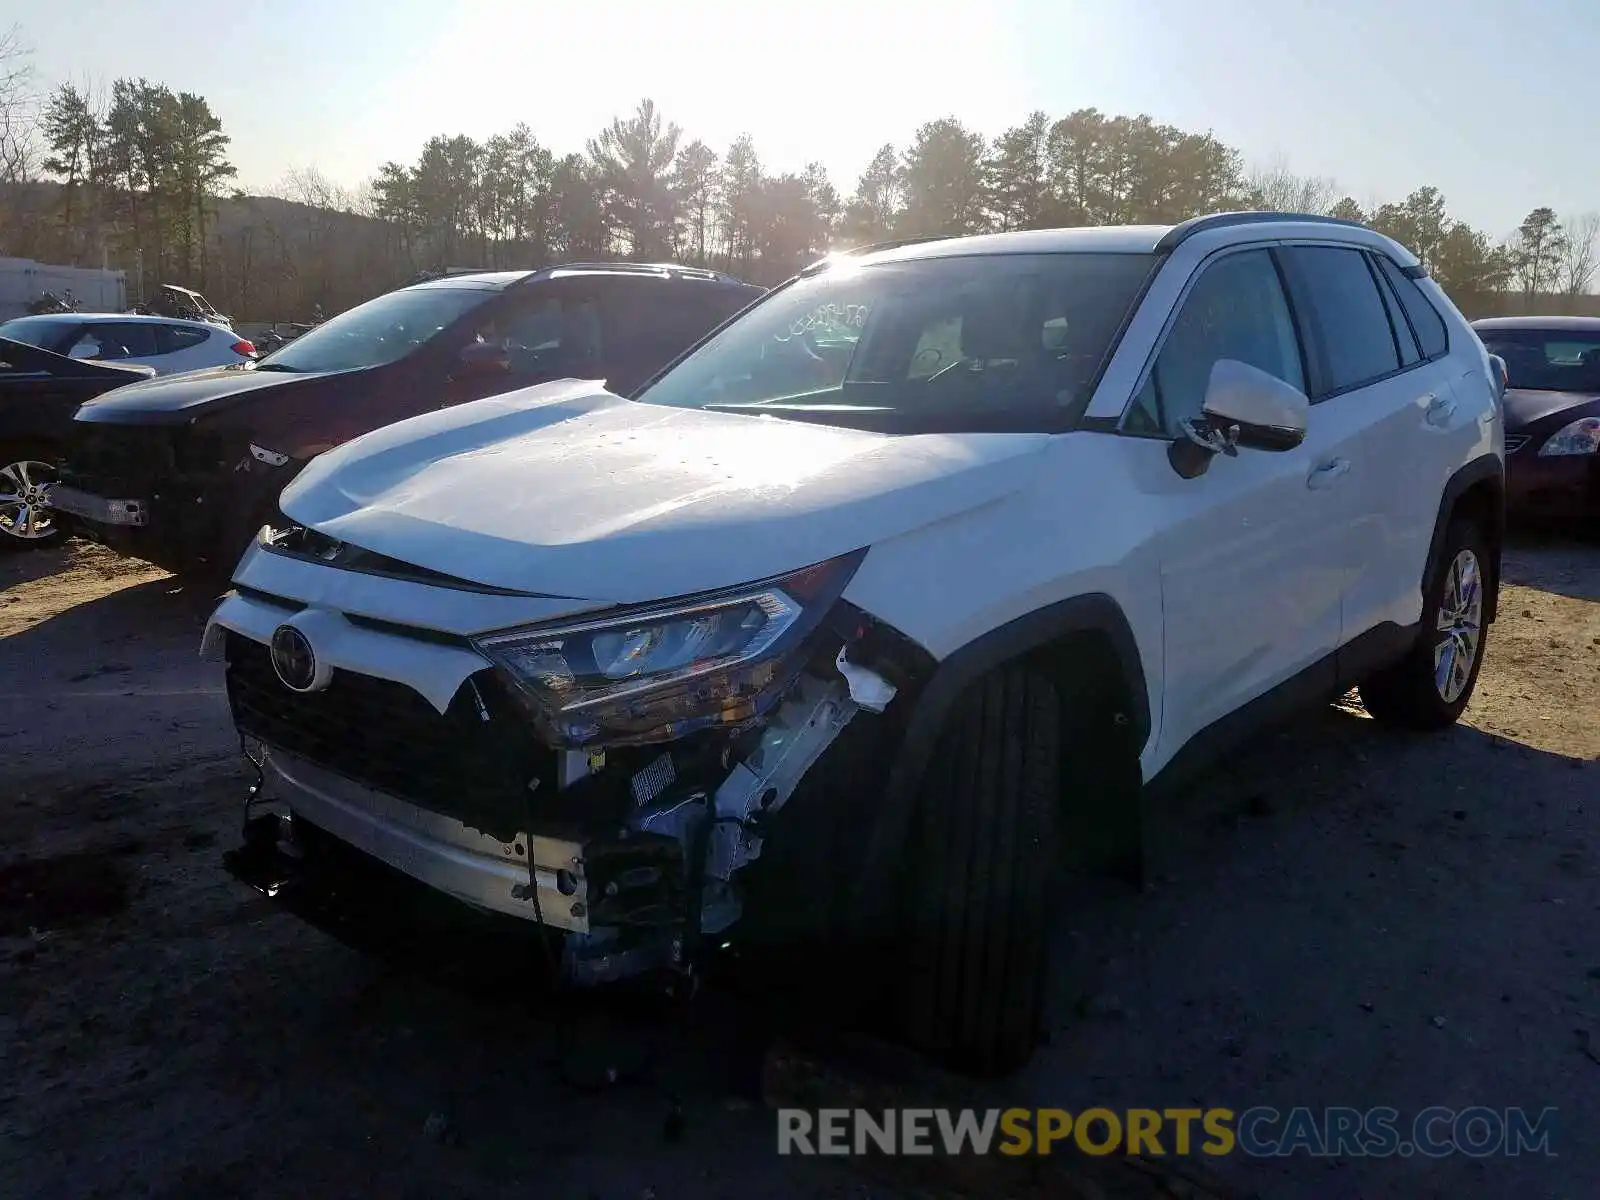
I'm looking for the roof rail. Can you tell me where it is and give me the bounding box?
[840,233,960,258]
[548,261,747,284]
[1155,211,1369,254]
[798,233,963,277]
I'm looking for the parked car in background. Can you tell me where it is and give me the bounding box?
[48,262,764,577]
[1472,316,1600,519]
[206,213,1504,1075]
[0,313,257,377]
[0,336,154,549]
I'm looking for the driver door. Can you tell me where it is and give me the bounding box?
[440,283,603,408]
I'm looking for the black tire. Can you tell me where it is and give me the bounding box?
[896,666,1061,1076]
[0,444,68,552]
[1359,517,1491,729]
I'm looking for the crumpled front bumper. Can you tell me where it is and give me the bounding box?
[223,795,567,990]
[238,744,589,930]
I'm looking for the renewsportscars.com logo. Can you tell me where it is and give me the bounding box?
[777,1106,1558,1159]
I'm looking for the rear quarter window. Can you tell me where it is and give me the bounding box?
[1373,255,1449,359]
[156,324,213,353]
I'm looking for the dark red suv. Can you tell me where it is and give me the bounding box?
[49,263,763,576]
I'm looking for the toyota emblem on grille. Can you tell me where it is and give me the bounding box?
[269,624,324,693]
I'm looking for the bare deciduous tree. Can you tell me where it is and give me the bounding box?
[1245,158,1339,215]
[0,23,38,183]
[1559,210,1600,295]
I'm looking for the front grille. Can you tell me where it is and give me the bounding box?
[226,633,553,840]
[1505,434,1530,454]
[61,423,230,494]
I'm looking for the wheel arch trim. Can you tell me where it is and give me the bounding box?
[1427,453,1504,623]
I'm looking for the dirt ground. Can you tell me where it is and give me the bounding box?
[1,534,1596,1200]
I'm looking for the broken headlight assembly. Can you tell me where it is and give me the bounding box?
[471,550,865,746]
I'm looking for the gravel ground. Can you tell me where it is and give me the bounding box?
[1,534,1595,1200]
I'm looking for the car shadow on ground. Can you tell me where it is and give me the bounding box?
[1036,697,1592,1197]
[1503,524,1600,602]
[0,544,83,590]
[0,572,222,676]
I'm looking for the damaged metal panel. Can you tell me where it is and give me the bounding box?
[263,747,590,932]
[628,672,863,936]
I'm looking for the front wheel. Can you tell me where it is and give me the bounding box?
[896,666,1061,1076]
[0,451,67,551]
[1359,518,1490,729]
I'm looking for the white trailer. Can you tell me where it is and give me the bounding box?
[0,258,128,321]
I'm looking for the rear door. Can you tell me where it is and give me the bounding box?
[1273,243,1436,644]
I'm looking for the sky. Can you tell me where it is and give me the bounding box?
[12,0,1598,236]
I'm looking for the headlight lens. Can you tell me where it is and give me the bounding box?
[473,552,862,746]
[1537,416,1600,457]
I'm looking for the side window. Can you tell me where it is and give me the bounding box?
[692,286,760,332]
[67,331,103,359]
[85,323,159,360]
[1373,255,1449,360]
[489,294,602,375]
[155,324,212,354]
[1278,246,1400,396]
[611,286,736,351]
[1369,256,1421,367]
[1123,249,1304,437]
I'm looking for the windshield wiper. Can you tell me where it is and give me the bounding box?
[251,362,299,372]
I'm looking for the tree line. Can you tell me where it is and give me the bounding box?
[1,24,1596,322]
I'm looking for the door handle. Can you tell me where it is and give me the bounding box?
[1306,458,1351,490]
[1424,393,1457,426]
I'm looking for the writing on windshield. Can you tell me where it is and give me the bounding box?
[775,302,871,343]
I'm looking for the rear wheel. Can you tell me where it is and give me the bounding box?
[896,666,1061,1076]
[1360,517,1490,729]
[0,448,67,551]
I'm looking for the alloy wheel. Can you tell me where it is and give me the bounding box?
[0,459,60,542]
[1432,548,1483,704]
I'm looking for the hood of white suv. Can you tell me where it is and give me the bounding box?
[280,380,1050,602]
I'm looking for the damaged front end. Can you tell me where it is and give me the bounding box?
[215,536,921,991]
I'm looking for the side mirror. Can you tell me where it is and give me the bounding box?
[1169,359,1309,478]
[456,340,510,377]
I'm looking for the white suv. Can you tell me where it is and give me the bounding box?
[203,213,1505,1075]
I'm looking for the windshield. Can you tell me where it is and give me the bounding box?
[1476,327,1600,392]
[632,251,1156,432]
[257,285,495,373]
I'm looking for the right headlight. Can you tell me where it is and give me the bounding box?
[1537,416,1600,457]
[472,550,864,747]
